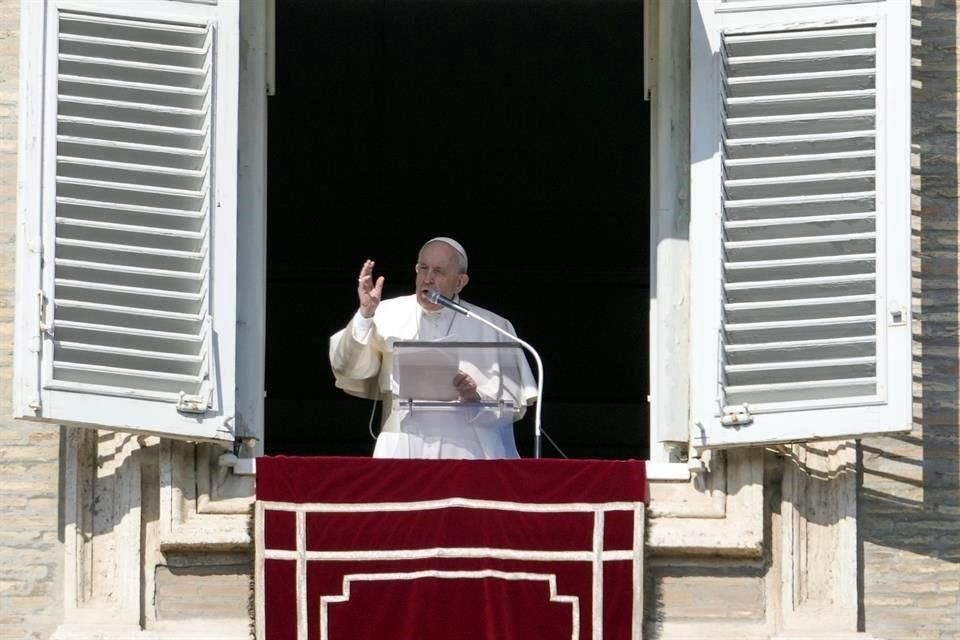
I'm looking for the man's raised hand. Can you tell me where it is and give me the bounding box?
[357,259,385,318]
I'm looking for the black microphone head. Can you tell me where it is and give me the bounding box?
[423,288,468,315]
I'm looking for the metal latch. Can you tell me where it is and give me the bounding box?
[720,403,753,427]
[176,382,212,414]
[37,290,52,336]
[888,300,906,326]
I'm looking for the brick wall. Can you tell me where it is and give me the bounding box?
[860,1,960,639]
[0,1,64,638]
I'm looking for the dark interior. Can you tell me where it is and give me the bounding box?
[265,0,650,459]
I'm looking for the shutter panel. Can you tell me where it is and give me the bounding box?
[15,1,239,442]
[690,0,911,449]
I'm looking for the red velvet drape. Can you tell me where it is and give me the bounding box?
[257,457,647,640]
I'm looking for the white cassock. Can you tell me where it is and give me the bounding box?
[329,294,538,459]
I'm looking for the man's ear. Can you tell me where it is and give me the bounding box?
[455,273,470,293]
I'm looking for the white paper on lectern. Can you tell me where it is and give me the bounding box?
[393,346,459,401]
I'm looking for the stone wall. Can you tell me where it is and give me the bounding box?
[0,1,65,638]
[860,1,960,639]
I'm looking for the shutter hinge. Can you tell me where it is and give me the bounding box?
[720,403,753,428]
[219,437,257,475]
[176,382,212,414]
[688,455,709,490]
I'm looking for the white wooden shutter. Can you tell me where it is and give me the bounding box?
[689,0,911,448]
[14,0,239,442]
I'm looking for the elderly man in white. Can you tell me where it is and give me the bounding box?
[329,237,538,459]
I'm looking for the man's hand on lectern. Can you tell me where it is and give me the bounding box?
[453,370,481,403]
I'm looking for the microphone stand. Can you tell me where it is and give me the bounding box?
[427,292,545,458]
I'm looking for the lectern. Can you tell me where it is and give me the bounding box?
[391,339,530,427]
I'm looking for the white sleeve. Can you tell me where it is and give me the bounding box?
[329,311,382,380]
[351,312,375,342]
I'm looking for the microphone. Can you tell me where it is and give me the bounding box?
[423,288,547,459]
[423,289,469,315]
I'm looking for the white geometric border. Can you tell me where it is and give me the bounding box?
[260,497,643,513]
[319,570,581,640]
[255,498,645,640]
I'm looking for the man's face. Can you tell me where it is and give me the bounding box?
[415,242,469,310]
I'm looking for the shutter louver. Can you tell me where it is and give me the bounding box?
[50,11,213,405]
[718,25,881,412]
